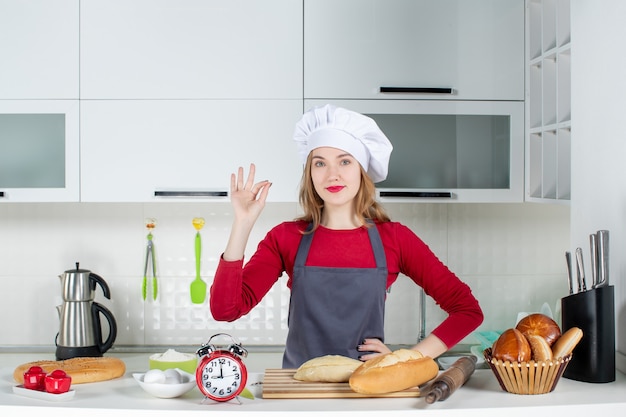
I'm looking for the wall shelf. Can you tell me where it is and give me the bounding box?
[526,0,571,203]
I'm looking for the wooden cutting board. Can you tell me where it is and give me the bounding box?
[262,369,422,399]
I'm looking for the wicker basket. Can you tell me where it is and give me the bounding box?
[483,348,572,395]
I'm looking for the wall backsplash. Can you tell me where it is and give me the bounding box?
[0,202,570,350]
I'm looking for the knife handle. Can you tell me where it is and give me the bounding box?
[565,251,574,294]
[596,230,609,287]
[575,247,586,292]
[589,234,598,288]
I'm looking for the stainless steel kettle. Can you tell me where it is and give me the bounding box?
[55,262,117,360]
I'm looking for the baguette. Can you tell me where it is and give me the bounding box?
[551,327,583,359]
[294,355,363,382]
[348,349,438,395]
[13,356,126,385]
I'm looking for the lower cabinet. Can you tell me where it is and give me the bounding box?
[80,100,304,202]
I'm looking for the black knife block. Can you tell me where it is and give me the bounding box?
[560,285,615,383]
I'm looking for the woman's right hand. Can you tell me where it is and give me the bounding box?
[222,164,271,262]
[230,163,271,225]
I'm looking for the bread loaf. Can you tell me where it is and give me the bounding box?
[491,328,531,363]
[348,349,438,395]
[516,313,561,346]
[13,356,126,384]
[551,327,583,359]
[526,334,553,361]
[293,355,363,382]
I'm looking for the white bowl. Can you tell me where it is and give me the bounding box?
[133,369,196,399]
[437,352,485,370]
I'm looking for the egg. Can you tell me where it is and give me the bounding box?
[143,369,167,384]
[163,369,183,384]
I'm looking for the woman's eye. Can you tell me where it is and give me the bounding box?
[314,161,325,167]
[340,159,351,165]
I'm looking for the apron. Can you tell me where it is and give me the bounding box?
[282,221,388,368]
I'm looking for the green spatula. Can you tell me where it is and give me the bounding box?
[190,217,207,304]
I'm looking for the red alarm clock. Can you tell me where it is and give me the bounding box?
[195,333,248,402]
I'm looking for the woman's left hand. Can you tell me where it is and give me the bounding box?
[357,338,392,361]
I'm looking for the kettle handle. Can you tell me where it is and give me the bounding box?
[92,302,117,354]
[89,273,111,299]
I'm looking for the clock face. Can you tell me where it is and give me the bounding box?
[196,352,248,401]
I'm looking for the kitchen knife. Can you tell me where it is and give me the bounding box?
[595,230,609,287]
[575,247,587,292]
[589,234,598,288]
[565,251,574,294]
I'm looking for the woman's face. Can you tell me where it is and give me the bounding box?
[309,146,362,207]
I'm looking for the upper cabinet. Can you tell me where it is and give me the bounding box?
[0,100,80,202]
[77,0,304,202]
[526,0,571,203]
[80,100,303,202]
[306,99,525,203]
[0,0,79,99]
[0,0,79,202]
[304,0,525,101]
[80,0,302,100]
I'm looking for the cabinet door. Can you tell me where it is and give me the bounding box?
[305,99,524,203]
[0,0,79,99]
[80,100,303,202]
[80,0,302,99]
[0,100,80,202]
[305,0,524,101]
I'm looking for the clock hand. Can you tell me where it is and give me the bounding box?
[210,363,225,379]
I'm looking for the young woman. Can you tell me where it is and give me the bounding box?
[210,104,483,368]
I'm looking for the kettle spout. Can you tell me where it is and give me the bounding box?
[56,305,62,319]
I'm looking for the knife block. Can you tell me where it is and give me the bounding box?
[560,285,615,383]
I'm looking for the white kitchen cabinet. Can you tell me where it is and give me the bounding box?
[0,100,80,202]
[0,0,79,99]
[80,0,302,100]
[306,99,525,203]
[526,0,571,202]
[80,100,303,202]
[304,0,525,101]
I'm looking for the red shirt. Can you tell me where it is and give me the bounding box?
[210,220,483,348]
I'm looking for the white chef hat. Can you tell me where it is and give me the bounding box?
[293,104,393,183]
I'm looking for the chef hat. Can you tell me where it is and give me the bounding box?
[293,104,393,183]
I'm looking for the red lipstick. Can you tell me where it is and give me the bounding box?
[326,186,345,193]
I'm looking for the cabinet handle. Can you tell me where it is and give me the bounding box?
[0,191,4,198]
[379,191,452,198]
[154,190,228,198]
[379,87,453,94]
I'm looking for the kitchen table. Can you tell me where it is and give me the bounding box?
[1,349,625,416]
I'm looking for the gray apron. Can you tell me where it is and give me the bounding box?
[282,222,388,368]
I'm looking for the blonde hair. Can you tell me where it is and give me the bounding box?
[296,153,390,232]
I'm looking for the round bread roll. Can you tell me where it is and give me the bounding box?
[492,328,531,363]
[348,349,438,395]
[515,313,561,346]
[526,334,553,361]
[293,355,363,382]
[552,327,583,359]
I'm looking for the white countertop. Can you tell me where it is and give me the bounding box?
[2,350,625,416]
